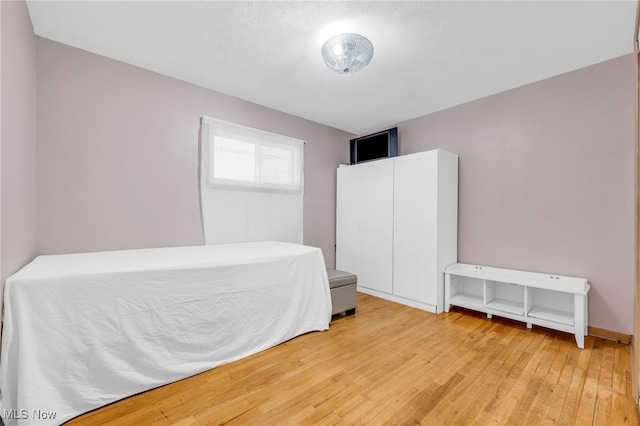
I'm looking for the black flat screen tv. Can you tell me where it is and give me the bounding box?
[350,127,398,165]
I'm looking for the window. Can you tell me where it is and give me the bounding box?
[202,117,304,193]
[199,116,305,245]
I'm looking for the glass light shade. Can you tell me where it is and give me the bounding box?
[321,33,374,75]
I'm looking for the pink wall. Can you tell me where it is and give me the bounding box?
[34,35,635,333]
[36,38,350,267]
[397,55,635,334]
[1,0,37,284]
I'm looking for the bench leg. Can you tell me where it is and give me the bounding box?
[345,308,356,316]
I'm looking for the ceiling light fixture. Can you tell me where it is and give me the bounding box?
[321,33,374,75]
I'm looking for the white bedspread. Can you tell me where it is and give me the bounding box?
[0,241,331,425]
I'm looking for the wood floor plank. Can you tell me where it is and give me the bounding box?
[465,328,546,425]
[456,327,530,425]
[505,336,558,425]
[65,294,639,425]
[592,342,614,424]
[611,341,638,425]
[574,338,603,424]
[521,337,567,426]
[427,325,514,423]
[556,337,595,425]
[485,334,547,424]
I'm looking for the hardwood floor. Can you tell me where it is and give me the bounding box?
[66,293,639,425]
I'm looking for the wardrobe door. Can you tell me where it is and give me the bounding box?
[393,151,439,306]
[336,159,394,294]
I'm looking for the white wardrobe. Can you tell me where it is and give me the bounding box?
[336,149,458,313]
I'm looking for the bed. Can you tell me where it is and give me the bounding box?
[0,241,332,426]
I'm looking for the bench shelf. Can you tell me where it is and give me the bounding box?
[444,263,590,348]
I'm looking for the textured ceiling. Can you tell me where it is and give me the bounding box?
[26,1,637,135]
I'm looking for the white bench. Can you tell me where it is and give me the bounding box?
[444,263,590,348]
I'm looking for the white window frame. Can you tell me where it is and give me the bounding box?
[201,116,304,194]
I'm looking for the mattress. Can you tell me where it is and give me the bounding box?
[0,241,331,425]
